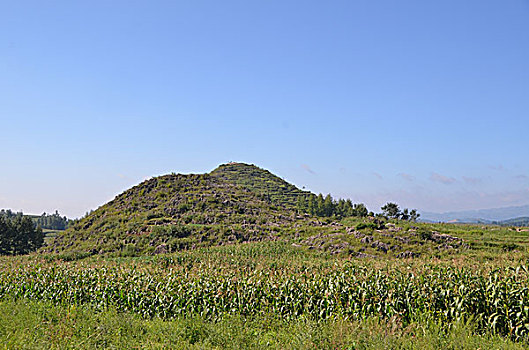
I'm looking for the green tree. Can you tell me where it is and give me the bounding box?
[307,195,316,215]
[353,203,368,217]
[315,194,324,216]
[0,214,44,255]
[296,195,307,214]
[0,216,11,255]
[381,202,401,219]
[34,211,69,230]
[343,199,354,216]
[409,209,420,222]
[323,194,334,217]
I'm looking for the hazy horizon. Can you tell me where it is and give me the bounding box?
[2,1,528,218]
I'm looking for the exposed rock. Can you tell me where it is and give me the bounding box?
[371,240,390,253]
[396,251,421,258]
[394,236,411,244]
[354,231,365,239]
[430,232,461,243]
[154,244,168,254]
[355,252,378,259]
[326,232,342,238]
[328,242,349,255]
[361,236,373,244]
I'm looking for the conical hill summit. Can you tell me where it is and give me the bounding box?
[46,163,311,256]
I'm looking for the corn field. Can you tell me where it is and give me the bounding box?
[1,259,529,341]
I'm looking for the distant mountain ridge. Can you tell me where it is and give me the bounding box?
[495,217,529,227]
[422,204,529,225]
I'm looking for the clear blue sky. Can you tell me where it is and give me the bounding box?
[1,1,528,218]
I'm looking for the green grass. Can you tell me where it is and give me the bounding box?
[42,229,62,245]
[5,164,529,347]
[7,215,529,347]
[4,241,529,341]
[0,299,525,349]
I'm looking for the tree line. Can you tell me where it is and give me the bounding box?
[380,202,420,222]
[0,210,44,255]
[295,195,420,222]
[34,210,70,230]
[296,194,369,218]
[0,209,70,230]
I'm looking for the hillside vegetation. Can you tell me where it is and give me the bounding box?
[4,239,529,347]
[44,163,528,261]
[3,163,529,347]
[46,163,313,256]
[210,163,311,209]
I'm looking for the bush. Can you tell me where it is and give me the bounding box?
[356,222,377,230]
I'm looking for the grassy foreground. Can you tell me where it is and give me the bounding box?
[3,222,529,349]
[0,299,525,349]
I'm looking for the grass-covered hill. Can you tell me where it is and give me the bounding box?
[45,163,312,256]
[45,162,525,260]
[10,168,529,348]
[210,163,311,209]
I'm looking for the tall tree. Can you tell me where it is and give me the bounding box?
[0,214,44,255]
[409,209,420,222]
[381,202,401,219]
[323,194,334,217]
[353,203,368,217]
[315,194,325,216]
